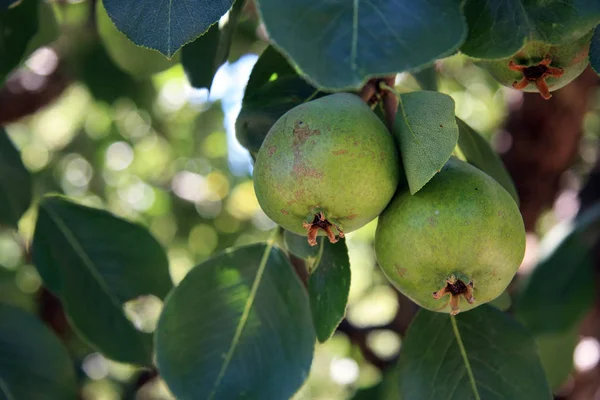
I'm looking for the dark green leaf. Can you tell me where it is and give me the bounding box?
[103,0,234,58]
[32,195,172,366]
[412,65,438,91]
[258,0,466,90]
[515,203,600,334]
[0,128,32,228]
[284,230,319,260]
[182,25,220,90]
[0,0,38,84]
[0,0,18,11]
[399,306,551,400]
[97,0,179,78]
[535,327,578,391]
[308,238,350,343]
[591,25,600,76]
[236,46,316,156]
[156,242,315,399]
[80,42,156,106]
[456,118,519,205]
[461,0,600,59]
[393,91,458,194]
[182,0,243,90]
[23,0,60,59]
[235,75,322,156]
[0,303,77,400]
[244,46,298,98]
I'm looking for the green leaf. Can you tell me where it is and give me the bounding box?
[283,230,319,260]
[257,0,466,90]
[0,129,32,228]
[456,118,519,205]
[0,0,18,11]
[32,195,172,366]
[412,65,438,91]
[0,0,38,84]
[182,25,219,90]
[97,0,180,78]
[102,0,235,58]
[236,75,322,156]
[23,0,60,59]
[244,46,298,98]
[156,242,315,399]
[182,0,243,90]
[393,91,458,194]
[0,303,77,400]
[399,306,551,400]
[80,42,156,106]
[535,327,578,391]
[591,25,600,76]
[461,0,600,59]
[236,46,318,156]
[515,202,600,334]
[308,238,350,343]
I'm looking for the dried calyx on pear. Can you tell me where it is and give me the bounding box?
[253,93,400,246]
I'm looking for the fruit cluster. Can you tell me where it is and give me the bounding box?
[252,91,526,316]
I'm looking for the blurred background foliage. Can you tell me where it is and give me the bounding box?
[2,0,600,399]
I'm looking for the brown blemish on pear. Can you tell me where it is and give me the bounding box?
[253,93,400,246]
[332,149,348,155]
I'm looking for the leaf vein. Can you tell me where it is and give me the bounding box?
[450,315,481,400]
[207,239,276,399]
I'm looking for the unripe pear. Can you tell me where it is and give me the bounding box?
[375,157,525,315]
[253,93,400,245]
[476,31,592,99]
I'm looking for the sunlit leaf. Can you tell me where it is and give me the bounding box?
[456,118,519,205]
[399,306,551,399]
[308,238,350,343]
[0,128,32,228]
[103,0,235,58]
[392,91,458,194]
[461,0,600,59]
[0,303,77,400]
[32,195,172,366]
[258,0,466,90]
[156,242,315,399]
